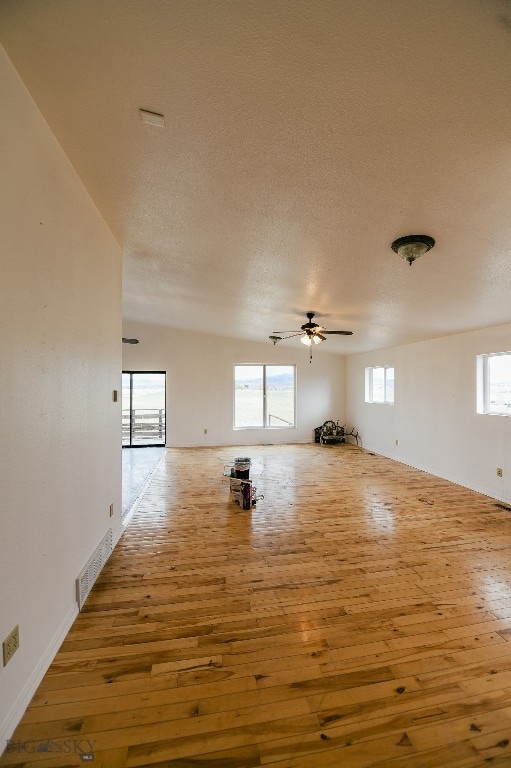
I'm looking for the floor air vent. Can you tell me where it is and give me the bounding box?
[76,528,113,610]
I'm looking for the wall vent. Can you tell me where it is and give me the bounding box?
[76,528,113,610]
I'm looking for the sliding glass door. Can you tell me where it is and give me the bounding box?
[122,371,166,447]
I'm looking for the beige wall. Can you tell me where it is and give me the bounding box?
[122,321,347,446]
[0,46,122,745]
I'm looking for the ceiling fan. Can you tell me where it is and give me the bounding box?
[269,312,353,360]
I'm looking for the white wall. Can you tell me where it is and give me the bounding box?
[0,47,122,747]
[346,323,511,503]
[122,321,346,446]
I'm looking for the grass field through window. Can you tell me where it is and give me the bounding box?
[234,388,295,427]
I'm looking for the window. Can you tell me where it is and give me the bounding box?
[477,352,511,415]
[365,366,394,404]
[234,365,296,428]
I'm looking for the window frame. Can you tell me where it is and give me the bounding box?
[233,364,296,430]
[365,366,395,405]
[477,351,511,416]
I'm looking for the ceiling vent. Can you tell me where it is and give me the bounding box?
[139,109,165,127]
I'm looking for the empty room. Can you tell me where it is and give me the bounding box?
[2,1,511,767]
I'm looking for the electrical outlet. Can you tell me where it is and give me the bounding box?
[497,467,503,477]
[3,625,19,666]
[395,439,399,446]
[109,503,114,517]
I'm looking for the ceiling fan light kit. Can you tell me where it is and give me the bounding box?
[300,333,323,346]
[391,234,435,266]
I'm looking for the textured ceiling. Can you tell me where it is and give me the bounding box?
[2,0,511,353]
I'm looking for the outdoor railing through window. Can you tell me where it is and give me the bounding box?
[268,413,294,426]
[122,409,166,445]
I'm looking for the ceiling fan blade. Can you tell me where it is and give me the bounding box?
[323,330,353,335]
[272,330,301,334]
[279,332,305,339]
[316,333,327,341]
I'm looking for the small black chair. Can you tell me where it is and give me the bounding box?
[320,421,345,445]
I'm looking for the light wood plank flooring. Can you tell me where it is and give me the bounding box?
[4,444,511,767]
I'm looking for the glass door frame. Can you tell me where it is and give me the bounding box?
[122,370,167,448]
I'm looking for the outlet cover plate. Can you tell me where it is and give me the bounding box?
[3,625,19,666]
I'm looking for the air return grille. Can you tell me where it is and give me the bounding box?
[76,528,113,610]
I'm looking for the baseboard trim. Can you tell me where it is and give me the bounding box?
[167,440,313,448]
[0,602,79,755]
[361,444,511,507]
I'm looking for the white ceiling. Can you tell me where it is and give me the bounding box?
[2,0,511,353]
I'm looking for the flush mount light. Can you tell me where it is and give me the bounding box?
[139,109,165,127]
[391,234,435,266]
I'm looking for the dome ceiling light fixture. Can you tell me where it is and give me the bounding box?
[391,234,435,266]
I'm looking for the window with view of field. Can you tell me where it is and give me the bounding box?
[365,366,394,404]
[122,371,166,446]
[234,365,296,428]
[477,352,511,415]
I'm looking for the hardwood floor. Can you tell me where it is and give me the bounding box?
[4,443,511,767]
